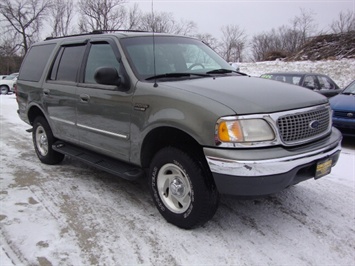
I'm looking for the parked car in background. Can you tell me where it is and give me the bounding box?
[260,72,342,97]
[0,73,18,94]
[329,80,355,137]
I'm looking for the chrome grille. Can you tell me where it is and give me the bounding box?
[277,106,331,144]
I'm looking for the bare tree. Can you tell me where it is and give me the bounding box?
[0,33,23,73]
[290,8,318,43]
[137,11,196,35]
[250,32,273,62]
[50,0,74,37]
[78,0,126,32]
[195,33,220,51]
[0,0,52,54]
[250,8,318,61]
[330,10,355,33]
[278,25,304,54]
[220,25,247,62]
[123,3,141,30]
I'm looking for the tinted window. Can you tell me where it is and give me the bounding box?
[303,76,319,89]
[84,43,120,84]
[318,76,335,90]
[19,44,56,81]
[50,45,86,82]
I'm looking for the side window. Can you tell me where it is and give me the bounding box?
[49,45,86,82]
[318,76,334,90]
[292,76,302,85]
[19,43,56,82]
[84,43,120,84]
[303,76,319,90]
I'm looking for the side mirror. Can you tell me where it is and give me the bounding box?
[94,67,121,86]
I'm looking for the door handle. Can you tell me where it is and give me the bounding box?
[80,94,90,102]
[43,89,50,96]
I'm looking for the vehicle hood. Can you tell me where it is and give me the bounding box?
[1,79,16,86]
[329,94,355,112]
[162,76,328,114]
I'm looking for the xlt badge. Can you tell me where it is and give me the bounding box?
[134,103,149,112]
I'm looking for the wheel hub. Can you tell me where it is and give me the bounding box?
[40,135,47,146]
[170,178,185,198]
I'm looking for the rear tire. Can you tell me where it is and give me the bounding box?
[149,147,219,229]
[33,117,64,165]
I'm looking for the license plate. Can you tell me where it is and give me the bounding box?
[315,158,332,179]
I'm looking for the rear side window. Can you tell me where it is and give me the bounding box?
[49,45,86,82]
[19,43,56,82]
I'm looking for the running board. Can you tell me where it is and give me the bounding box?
[52,141,144,181]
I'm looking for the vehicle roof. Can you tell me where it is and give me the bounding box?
[41,30,195,44]
[263,72,329,76]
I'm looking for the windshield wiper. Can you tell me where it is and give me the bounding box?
[146,72,211,81]
[206,69,248,76]
[342,92,355,95]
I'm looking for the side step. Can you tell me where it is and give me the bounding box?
[52,141,145,181]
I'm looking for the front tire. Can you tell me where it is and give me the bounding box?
[149,147,219,229]
[33,117,64,165]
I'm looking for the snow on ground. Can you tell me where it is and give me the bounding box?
[0,60,355,265]
[239,58,355,88]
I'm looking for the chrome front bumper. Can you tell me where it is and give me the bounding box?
[203,128,342,196]
[205,140,341,177]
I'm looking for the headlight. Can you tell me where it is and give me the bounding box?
[217,118,275,143]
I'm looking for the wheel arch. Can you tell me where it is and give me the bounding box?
[27,105,47,125]
[140,126,205,169]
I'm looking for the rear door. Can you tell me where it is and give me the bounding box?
[76,38,133,161]
[43,41,87,143]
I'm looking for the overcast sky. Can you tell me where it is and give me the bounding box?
[130,0,354,39]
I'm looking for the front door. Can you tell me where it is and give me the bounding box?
[76,40,132,161]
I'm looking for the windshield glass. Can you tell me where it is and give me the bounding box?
[120,36,234,80]
[4,74,17,80]
[343,81,355,94]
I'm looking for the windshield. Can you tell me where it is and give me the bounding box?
[343,81,355,94]
[4,74,17,80]
[120,36,235,80]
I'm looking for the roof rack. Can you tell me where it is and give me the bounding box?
[44,29,150,41]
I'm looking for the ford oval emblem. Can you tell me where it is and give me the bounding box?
[309,120,319,129]
[347,113,353,118]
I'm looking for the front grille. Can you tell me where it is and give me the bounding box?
[334,111,354,119]
[277,106,331,145]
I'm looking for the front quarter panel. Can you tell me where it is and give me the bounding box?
[129,81,234,164]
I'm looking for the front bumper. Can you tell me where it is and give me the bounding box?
[332,117,355,137]
[204,128,342,196]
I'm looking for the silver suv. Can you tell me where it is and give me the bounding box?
[16,31,342,228]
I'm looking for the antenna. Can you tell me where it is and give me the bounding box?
[152,0,158,87]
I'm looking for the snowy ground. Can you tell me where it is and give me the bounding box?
[239,58,355,89]
[1,60,355,265]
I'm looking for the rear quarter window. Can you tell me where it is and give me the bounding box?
[19,43,56,82]
[49,45,86,82]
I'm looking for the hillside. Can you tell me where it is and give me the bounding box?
[288,31,355,61]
